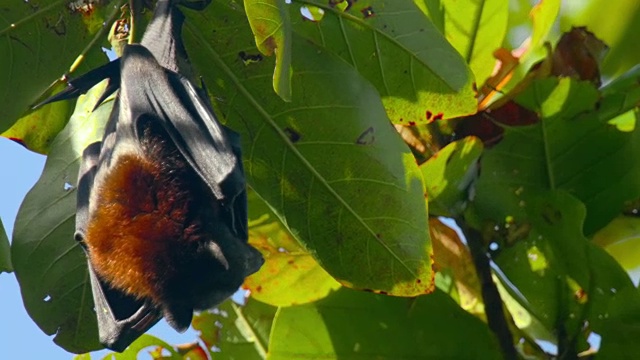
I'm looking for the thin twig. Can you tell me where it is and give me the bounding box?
[455,218,518,360]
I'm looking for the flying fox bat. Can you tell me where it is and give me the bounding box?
[39,0,263,352]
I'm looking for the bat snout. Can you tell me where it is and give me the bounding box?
[243,245,264,276]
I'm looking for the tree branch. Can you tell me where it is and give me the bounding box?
[455,218,517,360]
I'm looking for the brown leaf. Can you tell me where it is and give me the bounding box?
[430,218,484,317]
[454,101,538,147]
[552,27,608,86]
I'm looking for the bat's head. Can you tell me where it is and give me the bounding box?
[159,219,264,332]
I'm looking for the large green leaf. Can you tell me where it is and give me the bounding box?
[441,0,509,86]
[11,81,112,353]
[245,190,341,306]
[268,288,502,359]
[475,77,640,235]
[0,218,11,273]
[485,191,640,354]
[291,0,477,122]
[0,0,124,132]
[244,0,292,101]
[184,1,433,296]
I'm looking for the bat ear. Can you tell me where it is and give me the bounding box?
[162,304,193,333]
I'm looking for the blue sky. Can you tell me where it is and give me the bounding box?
[0,138,199,359]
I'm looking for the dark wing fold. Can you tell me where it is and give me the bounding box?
[119,45,246,210]
[75,142,161,352]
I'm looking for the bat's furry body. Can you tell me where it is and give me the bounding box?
[42,0,263,351]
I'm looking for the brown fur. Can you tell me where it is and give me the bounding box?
[85,121,222,320]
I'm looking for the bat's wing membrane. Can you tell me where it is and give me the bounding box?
[87,263,161,352]
[75,142,161,352]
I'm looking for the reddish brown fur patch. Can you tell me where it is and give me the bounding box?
[85,122,217,306]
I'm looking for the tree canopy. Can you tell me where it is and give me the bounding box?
[1,0,640,358]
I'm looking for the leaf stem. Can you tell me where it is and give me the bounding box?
[454,218,517,360]
[231,302,267,358]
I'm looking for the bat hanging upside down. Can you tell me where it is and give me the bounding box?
[38,0,263,351]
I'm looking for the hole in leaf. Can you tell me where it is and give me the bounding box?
[300,5,324,22]
[329,0,351,12]
[356,127,375,145]
[585,332,602,353]
[526,245,548,274]
[238,51,263,65]
[361,6,375,19]
[283,127,301,143]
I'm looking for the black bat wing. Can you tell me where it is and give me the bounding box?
[75,142,161,352]
[110,44,247,236]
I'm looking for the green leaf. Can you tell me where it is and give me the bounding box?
[11,81,112,353]
[598,65,640,122]
[245,190,341,306]
[244,0,292,101]
[184,1,433,296]
[291,0,477,122]
[193,299,277,359]
[475,77,640,235]
[593,216,640,271]
[105,334,180,360]
[0,218,12,273]
[487,191,639,353]
[1,82,74,154]
[268,288,502,359]
[0,0,124,132]
[441,0,509,86]
[597,287,640,359]
[421,136,483,217]
[529,0,561,53]
[599,318,640,359]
